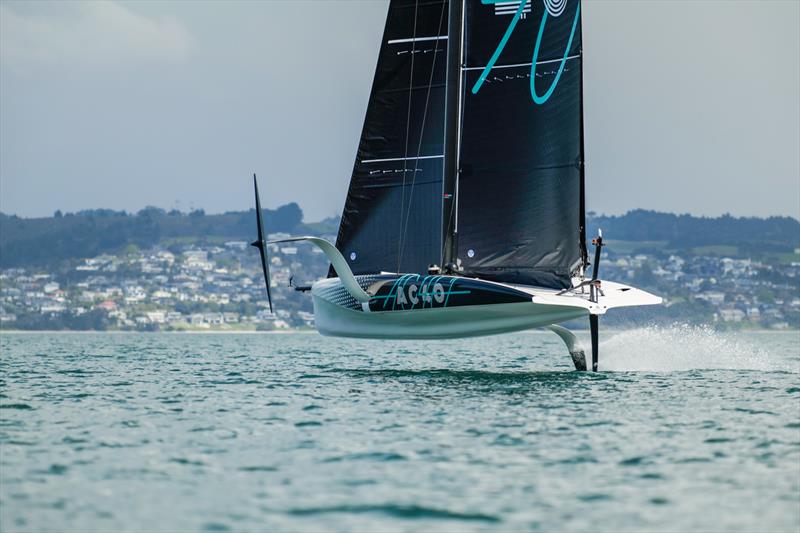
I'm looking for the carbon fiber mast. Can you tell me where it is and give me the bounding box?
[578,7,596,370]
[441,0,464,271]
[578,8,588,272]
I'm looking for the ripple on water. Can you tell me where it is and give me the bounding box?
[31,464,69,476]
[619,456,653,467]
[0,403,34,410]
[577,493,614,502]
[170,457,206,467]
[322,452,406,463]
[294,421,322,427]
[201,522,231,531]
[640,472,667,480]
[286,504,501,523]
[55,369,102,376]
[238,466,278,472]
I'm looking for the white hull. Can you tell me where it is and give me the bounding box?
[309,273,661,340]
[248,234,661,370]
[313,295,586,339]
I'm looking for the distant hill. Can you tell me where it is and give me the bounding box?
[1,206,797,268]
[0,205,307,268]
[586,210,800,255]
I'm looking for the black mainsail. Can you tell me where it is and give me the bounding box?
[336,0,586,289]
[452,0,585,289]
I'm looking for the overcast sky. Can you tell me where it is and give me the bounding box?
[1,0,798,221]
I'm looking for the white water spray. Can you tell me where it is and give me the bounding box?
[595,324,798,372]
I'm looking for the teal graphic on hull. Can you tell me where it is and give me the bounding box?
[369,274,471,311]
[363,274,531,313]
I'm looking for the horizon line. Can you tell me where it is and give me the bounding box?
[0,206,798,224]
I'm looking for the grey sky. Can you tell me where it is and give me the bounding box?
[1,0,798,221]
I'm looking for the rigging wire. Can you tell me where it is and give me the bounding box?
[397,0,448,271]
[396,0,420,273]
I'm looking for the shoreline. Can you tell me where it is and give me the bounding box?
[0,329,319,335]
[1,328,797,335]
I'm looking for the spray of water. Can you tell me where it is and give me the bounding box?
[596,323,797,372]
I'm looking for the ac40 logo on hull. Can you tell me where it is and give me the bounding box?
[395,282,446,306]
[472,0,581,105]
[370,275,471,311]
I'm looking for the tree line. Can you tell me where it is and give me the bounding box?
[1,206,797,268]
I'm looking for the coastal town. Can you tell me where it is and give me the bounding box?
[1,236,798,331]
[0,233,329,331]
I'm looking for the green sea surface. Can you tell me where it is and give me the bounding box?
[1,328,798,532]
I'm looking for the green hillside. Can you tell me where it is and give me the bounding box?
[1,206,797,268]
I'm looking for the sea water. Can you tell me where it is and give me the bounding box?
[1,328,798,532]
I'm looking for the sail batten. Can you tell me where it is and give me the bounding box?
[388,35,448,44]
[361,154,444,164]
[463,53,580,71]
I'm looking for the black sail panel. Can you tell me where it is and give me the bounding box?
[334,0,449,276]
[456,0,584,289]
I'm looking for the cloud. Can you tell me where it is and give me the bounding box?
[0,1,192,70]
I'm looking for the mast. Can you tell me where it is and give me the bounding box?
[441,0,463,268]
[578,30,588,271]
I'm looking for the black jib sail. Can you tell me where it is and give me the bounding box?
[334,0,449,277]
[452,0,585,289]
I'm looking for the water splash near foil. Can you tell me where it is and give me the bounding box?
[597,324,797,372]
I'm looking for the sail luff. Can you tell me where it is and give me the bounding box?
[578,8,588,271]
[441,0,463,268]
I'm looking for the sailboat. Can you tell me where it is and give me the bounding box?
[250,0,661,371]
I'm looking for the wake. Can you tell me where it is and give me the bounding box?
[595,324,796,372]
